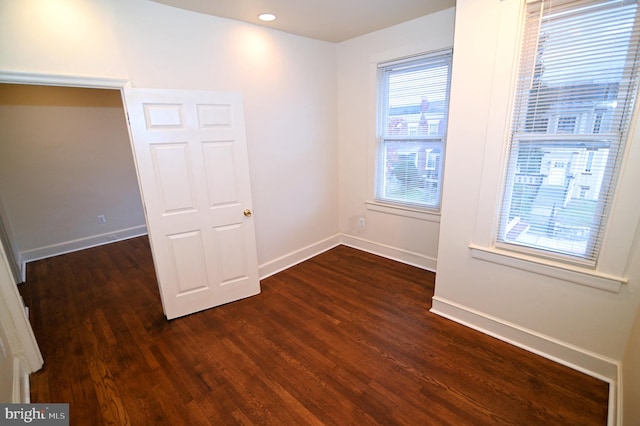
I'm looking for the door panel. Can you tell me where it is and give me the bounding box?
[214,223,247,282]
[125,89,260,319]
[151,143,196,213]
[203,142,238,205]
[168,230,208,295]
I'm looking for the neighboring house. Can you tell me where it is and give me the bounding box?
[383,100,447,206]
[506,82,618,249]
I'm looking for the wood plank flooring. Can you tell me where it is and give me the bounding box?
[19,236,609,425]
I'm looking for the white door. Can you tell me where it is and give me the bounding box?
[124,88,260,320]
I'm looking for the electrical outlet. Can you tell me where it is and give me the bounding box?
[97,215,107,224]
[359,217,366,228]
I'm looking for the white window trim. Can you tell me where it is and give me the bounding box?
[365,201,440,223]
[469,244,625,293]
[367,44,453,218]
[467,0,639,292]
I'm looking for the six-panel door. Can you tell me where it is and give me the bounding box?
[124,88,260,319]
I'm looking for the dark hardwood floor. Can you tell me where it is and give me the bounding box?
[19,236,608,425]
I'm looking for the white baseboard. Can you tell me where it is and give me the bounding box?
[19,225,148,281]
[258,234,341,280]
[340,234,437,272]
[430,296,619,380]
[258,234,437,280]
[430,296,620,425]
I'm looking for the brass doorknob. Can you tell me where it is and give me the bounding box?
[243,209,252,217]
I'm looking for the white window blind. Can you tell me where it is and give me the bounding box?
[376,51,452,209]
[497,0,640,264]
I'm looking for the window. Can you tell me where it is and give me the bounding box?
[556,116,577,133]
[497,0,640,264]
[584,150,595,173]
[579,186,590,198]
[592,108,606,134]
[375,51,452,209]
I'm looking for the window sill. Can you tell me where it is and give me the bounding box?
[365,201,440,223]
[468,244,626,293]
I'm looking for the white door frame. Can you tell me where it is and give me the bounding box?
[0,70,133,380]
[0,71,130,90]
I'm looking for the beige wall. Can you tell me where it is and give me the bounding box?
[0,84,146,269]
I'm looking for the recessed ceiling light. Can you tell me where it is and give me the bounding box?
[258,13,276,22]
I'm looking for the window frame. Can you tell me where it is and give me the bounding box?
[494,0,640,267]
[463,0,638,292]
[373,49,453,212]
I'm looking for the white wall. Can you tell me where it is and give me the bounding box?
[623,305,640,425]
[337,9,455,269]
[434,0,640,418]
[622,219,640,426]
[0,0,339,273]
[0,84,146,269]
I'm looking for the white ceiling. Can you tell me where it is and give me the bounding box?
[149,0,456,43]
